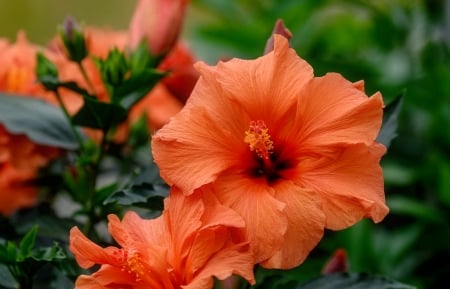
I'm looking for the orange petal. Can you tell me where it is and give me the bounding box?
[69,227,121,269]
[213,174,287,263]
[185,240,255,289]
[295,73,383,149]
[261,181,325,269]
[87,265,141,288]
[152,104,247,194]
[195,35,312,126]
[74,275,106,289]
[296,143,388,230]
[163,187,205,270]
[198,185,246,229]
[121,211,167,249]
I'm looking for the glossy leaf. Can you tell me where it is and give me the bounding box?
[0,93,79,149]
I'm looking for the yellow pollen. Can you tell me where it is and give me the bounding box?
[126,252,145,282]
[244,120,274,160]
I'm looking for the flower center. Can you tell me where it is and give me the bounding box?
[125,252,145,282]
[244,120,274,160]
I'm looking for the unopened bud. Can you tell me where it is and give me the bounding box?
[264,19,292,54]
[128,0,189,57]
[321,248,350,275]
[60,16,88,62]
[96,48,129,92]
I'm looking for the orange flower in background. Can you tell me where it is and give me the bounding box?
[0,32,49,97]
[0,35,65,215]
[70,187,255,289]
[0,125,61,215]
[160,42,199,104]
[129,0,189,56]
[0,163,37,216]
[152,35,389,269]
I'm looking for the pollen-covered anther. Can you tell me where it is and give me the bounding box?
[127,252,145,281]
[244,120,274,160]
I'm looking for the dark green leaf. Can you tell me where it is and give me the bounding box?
[93,183,119,206]
[71,97,127,130]
[6,242,17,264]
[295,273,416,289]
[388,196,447,224]
[104,183,168,211]
[18,226,38,260]
[377,93,404,148]
[116,69,167,110]
[32,243,66,262]
[0,93,79,149]
[0,264,18,288]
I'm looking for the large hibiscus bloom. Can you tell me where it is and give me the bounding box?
[152,35,389,269]
[70,187,255,289]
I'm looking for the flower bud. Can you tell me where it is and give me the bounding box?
[95,48,129,90]
[128,0,189,57]
[321,249,350,274]
[35,52,59,91]
[59,16,88,63]
[264,19,292,54]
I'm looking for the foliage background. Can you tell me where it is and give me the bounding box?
[1,0,449,288]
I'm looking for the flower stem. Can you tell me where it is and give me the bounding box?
[77,61,95,93]
[54,91,85,152]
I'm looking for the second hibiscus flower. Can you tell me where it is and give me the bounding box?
[152,35,389,269]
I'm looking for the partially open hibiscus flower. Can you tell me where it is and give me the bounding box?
[70,187,255,289]
[152,35,389,269]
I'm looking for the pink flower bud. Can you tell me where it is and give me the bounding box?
[128,0,189,56]
[264,19,292,54]
[321,248,350,274]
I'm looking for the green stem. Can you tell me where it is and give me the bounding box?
[54,91,85,152]
[82,125,111,238]
[77,61,95,93]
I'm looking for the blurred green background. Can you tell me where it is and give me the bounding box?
[1,0,450,288]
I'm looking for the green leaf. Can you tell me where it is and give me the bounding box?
[0,93,79,150]
[32,243,66,262]
[0,264,18,288]
[377,93,404,148]
[104,183,168,211]
[18,226,38,261]
[4,242,16,263]
[116,69,167,110]
[387,196,447,224]
[295,273,416,289]
[71,97,127,130]
[93,183,119,206]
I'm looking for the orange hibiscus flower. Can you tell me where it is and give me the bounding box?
[0,162,37,216]
[0,34,65,215]
[152,35,389,269]
[70,186,255,289]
